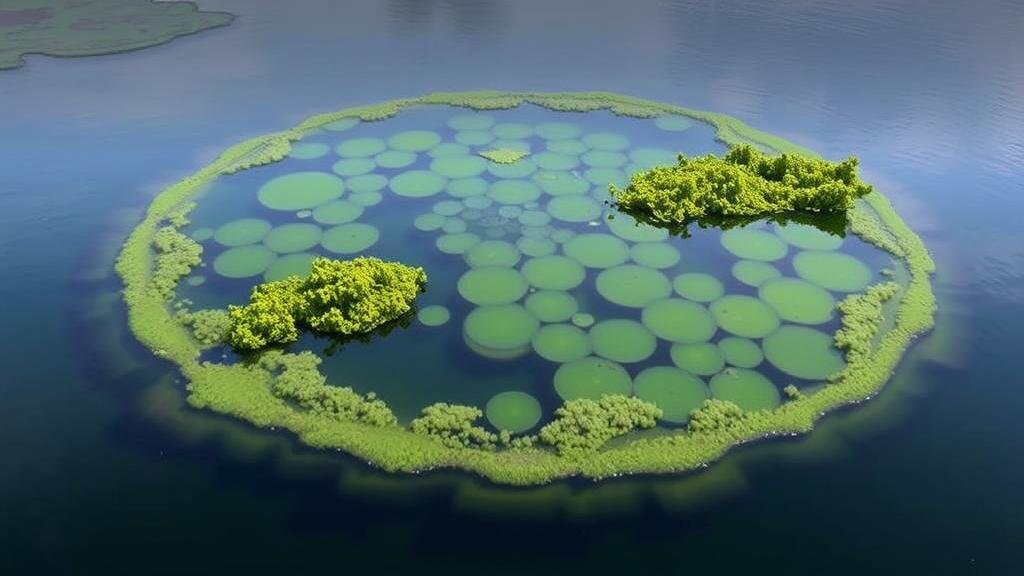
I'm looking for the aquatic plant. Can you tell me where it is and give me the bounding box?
[479,148,530,164]
[611,144,872,227]
[411,403,498,450]
[538,395,662,456]
[176,309,231,347]
[227,257,427,350]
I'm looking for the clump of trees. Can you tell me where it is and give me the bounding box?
[538,395,662,456]
[259,350,396,427]
[834,281,901,364]
[150,226,202,300]
[410,403,499,449]
[227,257,427,350]
[177,308,231,346]
[687,399,745,434]
[611,144,873,226]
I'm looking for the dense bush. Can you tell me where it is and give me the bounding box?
[410,403,498,449]
[150,226,202,300]
[611,144,872,226]
[834,282,901,364]
[687,399,745,434]
[227,257,427,350]
[176,308,232,346]
[538,395,661,456]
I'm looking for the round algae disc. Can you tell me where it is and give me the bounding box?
[498,206,523,219]
[457,267,529,305]
[773,222,844,250]
[595,264,671,308]
[581,150,627,168]
[547,139,588,155]
[763,325,846,380]
[430,142,470,157]
[447,114,495,131]
[605,213,669,242]
[793,251,872,293]
[288,142,330,160]
[672,273,724,302]
[186,275,206,286]
[710,295,780,338]
[374,150,417,169]
[417,305,451,327]
[320,223,379,254]
[323,118,359,132]
[332,157,375,177]
[532,324,592,363]
[630,242,681,269]
[553,356,631,401]
[263,252,318,281]
[463,195,493,210]
[442,217,468,234]
[670,342,726,376]
[388,130,442,152]
[547,195,602,223]
[759,277,836,324]
[562,233,630,268]
[432,200,464,216]
[455,131,495,146]
[532,151,579,171]
[654,116,694,131]
[490,139,531,153]
[535,122,581,140]
[263,223,322,253]
[629,148,677,169]
[492,122,533,139]
[590,319,657,363]
[732,260,782,287]
[518,210,551,227]
[390,170,447,198]
[214,218,272,247]
[518,237,557,257]
[414,213,446,231]
[533,171,589,196]
[335,137,386,158]
[463,304,539,359]
[436,232,481,254]
[213,245,276,278]
[488,159,537,179]
[430,155,488,179]
[190,227,214,242]
[313,198,366,225]
[720,228,789,261]
[584,167,628,188]
[489,180,541,205]
[634,367,710,423]
[582,132,629,151]
[571,312,596,328]
[447,177,488,198]
[709,368,780,411]
[465,240,521,268]
[718,337,764,368]
[486,391,542,433]
[258,172,344,211]
[524,290,578,323]
[521,255,586,290]
[641,298,717,343]
[346,174,389,193]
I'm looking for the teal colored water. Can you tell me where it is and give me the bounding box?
[1,0,1021,573]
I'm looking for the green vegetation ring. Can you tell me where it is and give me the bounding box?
[116,91,936,486]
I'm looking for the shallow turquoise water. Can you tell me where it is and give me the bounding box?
[1,0,1022,572]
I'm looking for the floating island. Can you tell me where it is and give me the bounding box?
[117,91,935,486]
[0,0,232,70]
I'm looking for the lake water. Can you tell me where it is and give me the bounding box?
[2,0,1022,572]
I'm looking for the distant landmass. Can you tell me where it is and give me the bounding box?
[0,0,233,70]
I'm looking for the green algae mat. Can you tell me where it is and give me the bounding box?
[116,91,935,485]
[0,1,233,70]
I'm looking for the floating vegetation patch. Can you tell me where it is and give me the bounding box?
[118,91,935,486]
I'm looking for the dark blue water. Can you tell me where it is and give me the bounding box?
[2,0,1021,572]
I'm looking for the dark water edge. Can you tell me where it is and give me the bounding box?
[2,0,1023,572]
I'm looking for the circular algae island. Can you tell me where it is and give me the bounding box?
[116,91,935,486]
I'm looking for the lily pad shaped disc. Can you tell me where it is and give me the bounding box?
[634,366,710,423]
[670,343,726,376]
[793,251,873,293]
[214,218,272,247]
[521,255,586,290]
[524,290,579,323]
[709,295,780,338]
[589,319,657,363]
[732,260,782,287]
[457,266,529,305]
[605,213,669,242]
[710,368,781,411]
[763,325,846,380]
[258,172,344,211]
[213,245,276,278]
[641,298,717,343]
[465,240,521,268]
[486,391,542,433]
[263,252,317,282]
[464,304,539,360]
[759,277,836,325]
[562,233,630,269]
[773,222,844,250]
[673,273,725,302]
[718,337,764,368]
[547,195,603,223]
[532,324,592,363]
[595,265,671,308]
[320,223,379,254]
[417,305,451,327]
[390,170,447,198]
[388,130,442,152]
[263,223,323,253]
[553,356,631,401]
[720,228,789,261]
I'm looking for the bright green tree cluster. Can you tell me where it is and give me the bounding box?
[227,257,427,350]
[687,399,745,434]
[834,282,901,364]
[150,226,202,300]
[259,350,396,426]
[410,403,498,449]
[611,144,872,226]
[176,308,232,346]
[538,395,662,456]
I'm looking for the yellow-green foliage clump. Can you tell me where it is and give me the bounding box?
[259,350,397,426]
[411,403,499,449]
[834,282,901,364]
[177,309,231,346]
[687,399,745,434]
[150,226,202,300]
[538,395,662,456]
[479,148,529,164]
[611,144,873,226]
[228,257,427,350]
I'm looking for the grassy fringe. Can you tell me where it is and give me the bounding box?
[116,91,936,485]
